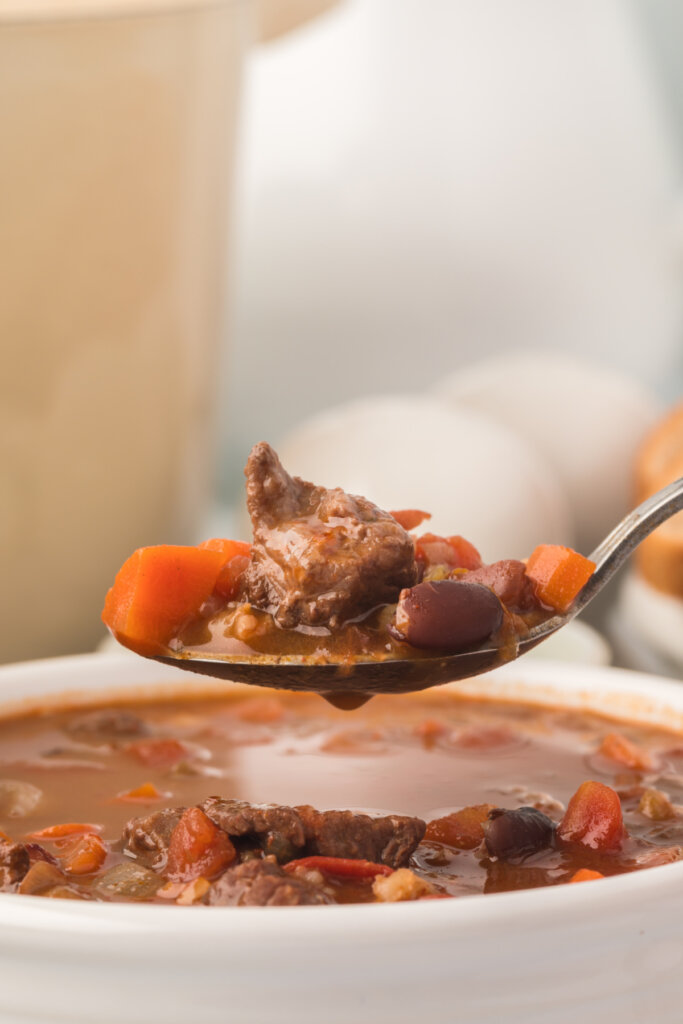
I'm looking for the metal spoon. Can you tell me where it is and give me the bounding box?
[155,478,683,703]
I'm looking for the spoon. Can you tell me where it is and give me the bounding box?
[155,477,683,704]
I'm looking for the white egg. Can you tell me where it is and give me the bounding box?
[274,395,574,562]
[436,351,662,553]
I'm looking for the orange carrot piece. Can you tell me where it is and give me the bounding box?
[525,545,596,613]
[101,544,228,656]
[58,833,107,875]
[126,738,187,769]
[390,510,432,531]
[424,805,497,850]
[557,781,625,852]
[115,782,166,803]
[166,808,236,882]
[569,868,605,883]
[27,823,100,840]
[199,539,252,601]
[598,732,654,773]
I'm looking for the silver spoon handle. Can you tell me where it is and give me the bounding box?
[571,476,683,616]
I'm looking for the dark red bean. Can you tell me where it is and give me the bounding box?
[392,580,503,652]
[482,807,556,861]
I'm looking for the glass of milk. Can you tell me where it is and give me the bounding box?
[0,0,249,662]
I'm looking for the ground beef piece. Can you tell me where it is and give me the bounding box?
[461,560,540,613]
[0,838,30,890]
[296,806,426,867]
[207,858,330,906]
[65,709,150,740]
[243,443,418,628]
[122,808,185,871]
[200,797,306,862]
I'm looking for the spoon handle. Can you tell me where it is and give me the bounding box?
[573,476,683,615]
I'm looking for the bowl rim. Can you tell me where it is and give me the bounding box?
[0,651,682,952]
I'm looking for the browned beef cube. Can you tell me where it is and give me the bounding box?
[296,806,425,867]
[462,560,540,613]
[200,797,306,862]
[122,808,185,871]
[0,838,30,890]
[244,443,418,628]
[207,858,330,906]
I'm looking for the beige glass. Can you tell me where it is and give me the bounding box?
[0,0,252,662]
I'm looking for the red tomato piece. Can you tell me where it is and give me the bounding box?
[557,781,626,852]
[424,805,496,850]
[598,732,654,773]
[166,807,236,882]
[126,738,188,769]
[284,856,394,879]
[389,509,432,531]
[415,533,482,571]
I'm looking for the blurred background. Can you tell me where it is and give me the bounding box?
[2,0,682,672]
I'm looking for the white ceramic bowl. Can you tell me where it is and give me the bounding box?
[1,654,683,1024]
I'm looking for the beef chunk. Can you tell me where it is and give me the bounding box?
[65,709,150,740]
[122,808,185,871]
[296,806,426,867]
[462,560,539,613]
[207,858,330,906]
[0,838,30,890]
[244,443,418,628]
[200,797,306,862]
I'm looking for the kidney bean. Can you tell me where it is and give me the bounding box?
[483,807,556,861]
[393,580,503,652]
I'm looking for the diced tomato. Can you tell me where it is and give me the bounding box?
[27,822,101,840]
[424,805,496,850]
[557,781,626,852]
[57,833,107,875]
[390,509,432,531]
[284,856,394,879]
[115,782,166,803]
[598,733,654,773]
[569,868,605,883]
[126,738,188,769]
[415,533,482,571]
[166,807,236,882]
[199,538,251,601]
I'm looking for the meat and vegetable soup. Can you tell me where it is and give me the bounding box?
[102,443,595,672]
[1,689,682,905]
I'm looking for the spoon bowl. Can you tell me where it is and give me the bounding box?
[155,478,683,700]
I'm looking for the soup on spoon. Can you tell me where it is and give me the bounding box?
[102,443,594,701]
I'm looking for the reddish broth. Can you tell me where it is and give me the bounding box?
[1,690,682,904]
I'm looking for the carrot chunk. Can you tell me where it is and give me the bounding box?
[115,782,166,803]
[198,538,251,601]
[390,510,432,531]
[58,833,107,875]
[569,868,605,883]
[126,738,188,769]
[598,732,654,773]
[166,808,236,882]
[101,544,228,656]
[415,534,482,571]
[557,781,625,851]
[284,856,394,879]
[525,544,596,613]
[425,805,497,850]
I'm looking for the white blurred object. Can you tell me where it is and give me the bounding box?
[224,0,683,483]
[611,573,683,677]
[436,352,662,554]
[512,620,611,668]
[274,395,574,561]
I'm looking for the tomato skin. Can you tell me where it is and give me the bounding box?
[166,807,236,882]
[284,856,393,879]
[415,533,482,571]
[557,781,625,852]
[390,509,431,531]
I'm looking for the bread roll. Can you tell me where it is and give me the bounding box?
[635,403,683,597]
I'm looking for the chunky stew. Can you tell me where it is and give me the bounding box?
[1,689,682,905]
